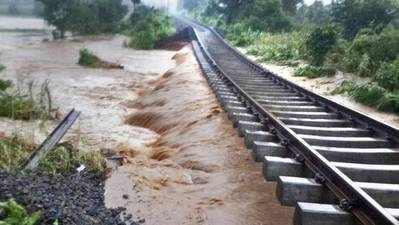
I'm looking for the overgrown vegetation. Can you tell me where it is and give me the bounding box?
[0,79,52,120]
[182,0,399,114]
[78,48,102,68]
[0,136,106,174]
[36,0,127,38]
[123,5,175,49]
[0,199,40,225]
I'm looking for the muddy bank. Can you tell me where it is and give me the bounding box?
[239,49,399,128]
[105,46,293,225]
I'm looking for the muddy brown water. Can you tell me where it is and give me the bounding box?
[1,16,293,225]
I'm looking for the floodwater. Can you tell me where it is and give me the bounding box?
[0,16,293,225]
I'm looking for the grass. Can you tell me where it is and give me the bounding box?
[0,79,52,121]
[78,48,102,68]
[294,65,336,78]
[0,136,35,171]
[0,199,41,225]
[0,136,106,174]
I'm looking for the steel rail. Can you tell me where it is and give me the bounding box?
[186,20,399,225]
[23,109,81,171]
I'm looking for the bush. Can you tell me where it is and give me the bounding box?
[304,25,338,66]
[294,65,336,78]
[125,6,175,50]
[0,199,41,225]
[346,83,385,106]
[357,54,374,77]
[375,59,399,91]
[0,64,5,72]
[378,92,399,113]
[78,48,102,68]
[226,23,261,47]
[247,31,304,62]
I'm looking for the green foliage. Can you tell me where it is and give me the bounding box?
[226,23,261,47]
[346,82,385,106]
[36,0,127,37]
[125,6,175,50]
[0,79,52,120]
[375,59,399,91]
[378,92,399,113]
[295,1,332,26]
[340,28,399,75]
[38,146,106,175]
[247,31,304,62]
[294,65,336,78]
[198,0,292,32]
[78,48,101,68]
[0,199,40,225]
[0,65,5,73]
[332,0,398,39]
[304,25,337,66]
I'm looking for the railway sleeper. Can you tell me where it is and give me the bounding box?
[262,156,312,181]
[301,134,391,148]
[313,146,399,164]
[251,141,288,162]
[279,118,353,127]
[294,202,357,225]
[288,125,370,137]
[334,162,399,184]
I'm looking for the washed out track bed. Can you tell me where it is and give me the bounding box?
[184,20,399,225]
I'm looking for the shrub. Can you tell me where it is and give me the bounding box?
[346,83,385,106]
[125,6,175,50]
[226,23,261,47]
[304,25,338,66]
[0,64,5,72]
[294,65,336,78]
[378,93,399,113]
[0,199,41,225]
[78,48,101,68]
[357,54,374,77]
[375,59,399,91]
[247,31,304,62]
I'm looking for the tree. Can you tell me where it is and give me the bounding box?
[332,0,398,39]
[281,0,303,15]
[304,25,338,66]
[36,0,127,38]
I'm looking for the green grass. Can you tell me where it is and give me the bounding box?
[0,199,41,225]
[294,65,336,78]
[0,136,106,174]
[0,136,35,171]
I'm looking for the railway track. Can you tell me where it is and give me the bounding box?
[183,20,399,225]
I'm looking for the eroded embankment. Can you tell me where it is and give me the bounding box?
[105,46,293,225]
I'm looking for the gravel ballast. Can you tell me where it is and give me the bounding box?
[0,171,138,225]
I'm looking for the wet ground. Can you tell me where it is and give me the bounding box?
[0,16,293,225]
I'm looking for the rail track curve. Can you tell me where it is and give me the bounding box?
[181,19,399,225]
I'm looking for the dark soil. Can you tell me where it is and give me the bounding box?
[0,171,139,225]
